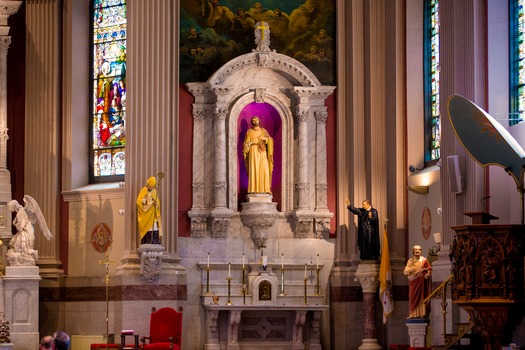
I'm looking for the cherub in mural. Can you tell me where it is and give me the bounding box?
[202,0,235,32]
[265,8,289,49]
[233,8,255,31]
[314,29,333,44]
[246,2,273,23]
[6,195,53,266]
[301,45,319,64]
[243,116,274,194]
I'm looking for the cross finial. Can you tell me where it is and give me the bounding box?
[256,22,269,41]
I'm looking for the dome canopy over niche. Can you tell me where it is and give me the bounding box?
[187,32,335,240]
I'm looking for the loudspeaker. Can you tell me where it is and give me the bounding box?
[447,155,462,194]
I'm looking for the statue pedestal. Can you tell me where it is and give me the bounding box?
[354,263,381,350]
[138,244,165,282]
[240,196,278,248]
[4,266,40,350]
[406,318,429,347]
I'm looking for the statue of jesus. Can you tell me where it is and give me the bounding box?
[243,116,274,194]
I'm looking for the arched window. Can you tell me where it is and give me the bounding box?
[91,0,126,181]
[424,0,440,162]
[510,0,525,125]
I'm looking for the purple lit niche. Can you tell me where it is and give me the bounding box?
[237,102,282,211]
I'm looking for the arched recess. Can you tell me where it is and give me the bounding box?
[228,89,294,213]
[187,50,335,238]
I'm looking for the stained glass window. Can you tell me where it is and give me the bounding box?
[511,0,525,125]
[91,0,126,180]
[424,0,440,162]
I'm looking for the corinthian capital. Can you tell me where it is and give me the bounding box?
[0,36,10,55]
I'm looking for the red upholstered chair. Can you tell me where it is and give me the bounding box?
[140,307,183,350]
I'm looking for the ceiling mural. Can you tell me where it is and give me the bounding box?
[180,0,336,85]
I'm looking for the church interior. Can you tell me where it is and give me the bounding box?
[0,0,524,349]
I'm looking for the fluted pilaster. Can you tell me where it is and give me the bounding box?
[440,0,487,248]
[25,0,61,275]
[366,0,387,239]
[0,35,11,240]
[0,1,21,242]
[125,0,179,258]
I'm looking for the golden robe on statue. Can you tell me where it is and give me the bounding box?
[243,117,274,194]
[136,176,163,244]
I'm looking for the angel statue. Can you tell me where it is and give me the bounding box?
[6,195,53,266]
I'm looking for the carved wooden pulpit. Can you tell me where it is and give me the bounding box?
[450,220,524,350]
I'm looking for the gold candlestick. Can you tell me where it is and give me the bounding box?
[303,277,308,305]
[226,277,233,305]
[279,267,286,295]
[315,267,321,295]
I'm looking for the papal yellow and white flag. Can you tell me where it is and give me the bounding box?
[379,220,394,324]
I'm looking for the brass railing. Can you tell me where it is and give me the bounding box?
[417,274,454,347]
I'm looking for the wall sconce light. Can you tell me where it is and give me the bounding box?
[428,232,441,264]
[407,185,429,195]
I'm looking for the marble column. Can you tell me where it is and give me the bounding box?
[294,107,310,210]
[0,1,20,242]
[212,104,228,209]
[354,263,381,350]
[291,106,313,238]
[186,84,211,237]
[314,109,332,238]
[210,98,233,238]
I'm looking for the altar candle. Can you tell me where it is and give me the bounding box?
[228,262,231,277]
[242,254,245,268]
[207,253,210,268]
[281,253,284,268]
[262,256,268,266]
[304,263,307,278]
[316,253,319,269]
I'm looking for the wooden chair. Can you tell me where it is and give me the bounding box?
[140,307,183,350]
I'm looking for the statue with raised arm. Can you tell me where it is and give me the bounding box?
[6,195,53,266]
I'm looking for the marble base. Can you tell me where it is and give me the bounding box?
[406,318,429,347]
[4,266,40,278]
[3,265,41,350]
[358,339,382,350]
[245,193,273,203]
